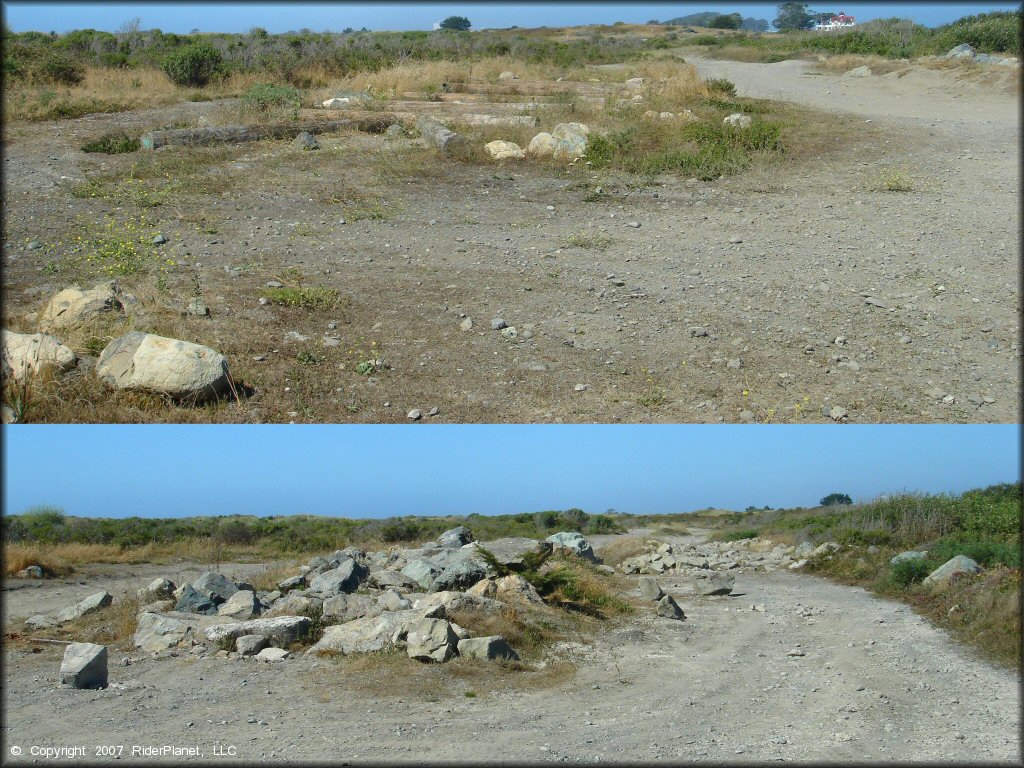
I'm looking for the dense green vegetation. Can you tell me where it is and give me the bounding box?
[2,504,627,552]
[2,24,654,87]
[694,12,1021,58]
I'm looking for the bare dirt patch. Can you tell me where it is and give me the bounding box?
[3,59,1017,423]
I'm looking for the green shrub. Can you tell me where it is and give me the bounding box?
[587,515,625,535]
[80,130,139,154]
[890,556,931,586]
[160,42,224,87]
[534,510,561,530]
[927,536,1021,570]
[835,527,895,547]
[705,77,736,97]
[241,82,301,113]
[38,53,85,85]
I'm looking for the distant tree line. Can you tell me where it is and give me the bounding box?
[1,22,656,87]
[1,505,627,551]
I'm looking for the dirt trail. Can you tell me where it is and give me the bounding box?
[3,529,1019,763]
[685,54,1019,125]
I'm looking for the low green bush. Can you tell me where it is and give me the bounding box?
[38,53,85,85]
[160,42,224,87]
[889,556,931,586]
[705,77,736,97]
[80,130,140,154]
[926,536,1021,570]
[241,82,301,113]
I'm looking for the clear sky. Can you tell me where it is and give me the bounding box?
[2,425,1018,519]
[2,2,1019,34]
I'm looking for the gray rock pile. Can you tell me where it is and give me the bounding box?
[615,537,842,589]
[124,527,600,664]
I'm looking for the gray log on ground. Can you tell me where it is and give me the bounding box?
[415,116,470,156]
[140,116,395,150]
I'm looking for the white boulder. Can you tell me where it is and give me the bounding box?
[37,282,123,333]
[2,330,76,382]
[95,331,231,401]
[484,140,525,160]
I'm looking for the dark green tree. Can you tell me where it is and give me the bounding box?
[820,492,853,506]
[439,16,471,32]
[710,13,743,30]
[774,2,813,31]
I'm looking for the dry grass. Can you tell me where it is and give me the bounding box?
[306,646,576,702]
[247,561,302,592]
[3,539,291,577]
[593,536,647,566]
[312,57,595,102]
[3,66,270,122]
[6,593,144,655]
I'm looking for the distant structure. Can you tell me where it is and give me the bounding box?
[812,12,856,31]
[432,21,441,30]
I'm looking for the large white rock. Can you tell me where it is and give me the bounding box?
[922,555,981,587]
[724,113,752,128]
[527,132,558,157]
[485,140,525,160]
[498,71,516,80]
[56,592,112,623]
[551,122,591,160]
[95,332,231,401]
[545,531,598,562]
[2,330,76,382]
[405,618,458,662]
[60,642,107,689]
[412,590,505,617]
[217,590,261,620]
[307,609,418,655]
[37,282,123,333]
[494,574,544,604]
[133,610,234,653]
[457,635,520,661]
[203,616,311,646]
[255,647,290,661]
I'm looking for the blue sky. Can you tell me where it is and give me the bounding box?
[2,2,1019,34]
[3,425,1018,519]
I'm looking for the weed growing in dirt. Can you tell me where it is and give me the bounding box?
[875,168,915,192]
[259,285,340,309]
[65,215,170,277]
[586,115,783,180]
[564,231,613,249]
[635,377,668,407]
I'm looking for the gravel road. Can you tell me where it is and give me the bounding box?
[3,529,1019,763]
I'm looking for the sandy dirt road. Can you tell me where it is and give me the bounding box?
[2,57,1018,424]
[3,529,1019,763]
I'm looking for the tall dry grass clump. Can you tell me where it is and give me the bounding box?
[594,536,647,567]
[4,65,274,122]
